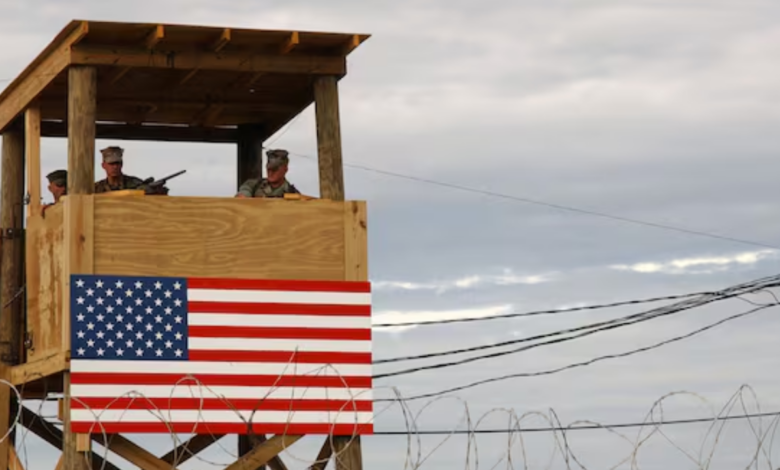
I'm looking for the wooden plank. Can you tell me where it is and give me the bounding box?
[24,205,65,361]
[41,121,240,144]
[343,201,368,281]
[25,106,42,217]
[309,437,335,470]
[62,194,95,470]
[0,21,88,132]
[92,434,179,470]
[237,123,264,184]
[10,351,68,385]
[224,435,303,470]
[212,28,231,52]
[76,434,91,452]
[9,445,24,470]
[0,126,25,470]
[67,66,97,195]
[280,32,299,54]
[70,45,347,76]
[92,197,346,280]
[146,25,164,49]
[336,201,367,469]
[160,434,224,465]
[333,437,363,470]
[313,76,345,201]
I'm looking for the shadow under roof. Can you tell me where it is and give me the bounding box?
[0,20,369,143]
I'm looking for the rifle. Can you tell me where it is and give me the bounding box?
[140,169,186,195]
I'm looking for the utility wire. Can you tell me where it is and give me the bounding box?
[373,410,780,435]
[373,290,717,328]
[288,152,779,251]
[373,274,780,371]
[378,301,778,401]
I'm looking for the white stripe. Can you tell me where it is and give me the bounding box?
[188,288,371,305]
[71,409,374,424]
[188,313,372,329]
[190,337,371,352]
[71,360,371,377]
[71,384,374,401]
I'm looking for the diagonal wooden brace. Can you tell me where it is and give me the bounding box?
[225,434,303,470]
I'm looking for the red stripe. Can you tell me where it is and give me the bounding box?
[188,277,371,293]
[72,397,373,412]
[188,325,371,341]
[71,421,373,435]
[188,350,372,364]
[188,301,371,316]
[70,372,372,388]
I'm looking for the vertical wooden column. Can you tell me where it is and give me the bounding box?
[0,122,25,470]
[333,201,368,469]
[25,106,42,217]
[67,65,96,195]
[313,76,345,201]
[63,64,97,470]
[237,123,264,185]
[237,121,268,468]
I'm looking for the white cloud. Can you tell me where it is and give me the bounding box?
[610,249,778,275]
[372,269,555,294]
[373,304,514,333]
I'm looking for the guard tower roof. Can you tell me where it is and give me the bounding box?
[0,20,369,143]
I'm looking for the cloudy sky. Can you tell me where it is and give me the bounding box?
[2,0,780,468]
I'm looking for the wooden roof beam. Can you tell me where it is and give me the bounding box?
[104,67,131,86]
[0,21,88,132]
[212,28,230,52]
[40,121,239,143]
[280,32,299,54]
[145,24,164,49]
[191,103,225,127]
[341,34,361,55]
[70,45,346,75]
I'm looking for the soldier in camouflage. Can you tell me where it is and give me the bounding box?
[236,149,300,198]
[94,146,146,193]
[42,169,67,215]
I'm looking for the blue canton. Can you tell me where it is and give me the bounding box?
[70,275,189,361]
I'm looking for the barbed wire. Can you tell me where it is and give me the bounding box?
[4,360,780,470]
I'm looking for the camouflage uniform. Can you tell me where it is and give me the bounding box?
[236,149,300,198]
[94,174,146,193]
[94,146,146,193]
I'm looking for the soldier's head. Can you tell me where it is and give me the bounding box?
[46,169,67,202]
[265,149,289,185]
[100,146,124,178]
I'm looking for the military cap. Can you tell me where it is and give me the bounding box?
[46,169,67,186]
[265,149,290,170]
[100,146,124,164]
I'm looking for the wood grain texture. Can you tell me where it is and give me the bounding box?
[314,76,345,201]
[67,66,97,195]
[93,197,346,280]
[343,201,367,282]
[25,205,65,361]
[25,106,41,217]
[62,195,94,470]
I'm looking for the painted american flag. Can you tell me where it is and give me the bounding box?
[68,274,373,435]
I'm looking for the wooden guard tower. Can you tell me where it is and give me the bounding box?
[0,20,371,470]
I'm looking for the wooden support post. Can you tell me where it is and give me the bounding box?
[63,64,97,470]
[313,76,345,201]
[237,123,264,186]
[25,106,41,217]
[0,122,25,470]
[67,65,97,195]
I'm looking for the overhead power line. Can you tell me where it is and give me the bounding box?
[373,290,717,328]
[372,273,780,372]
[373,410,780,435]
[289,151,779,251]
[379,301,778,401]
